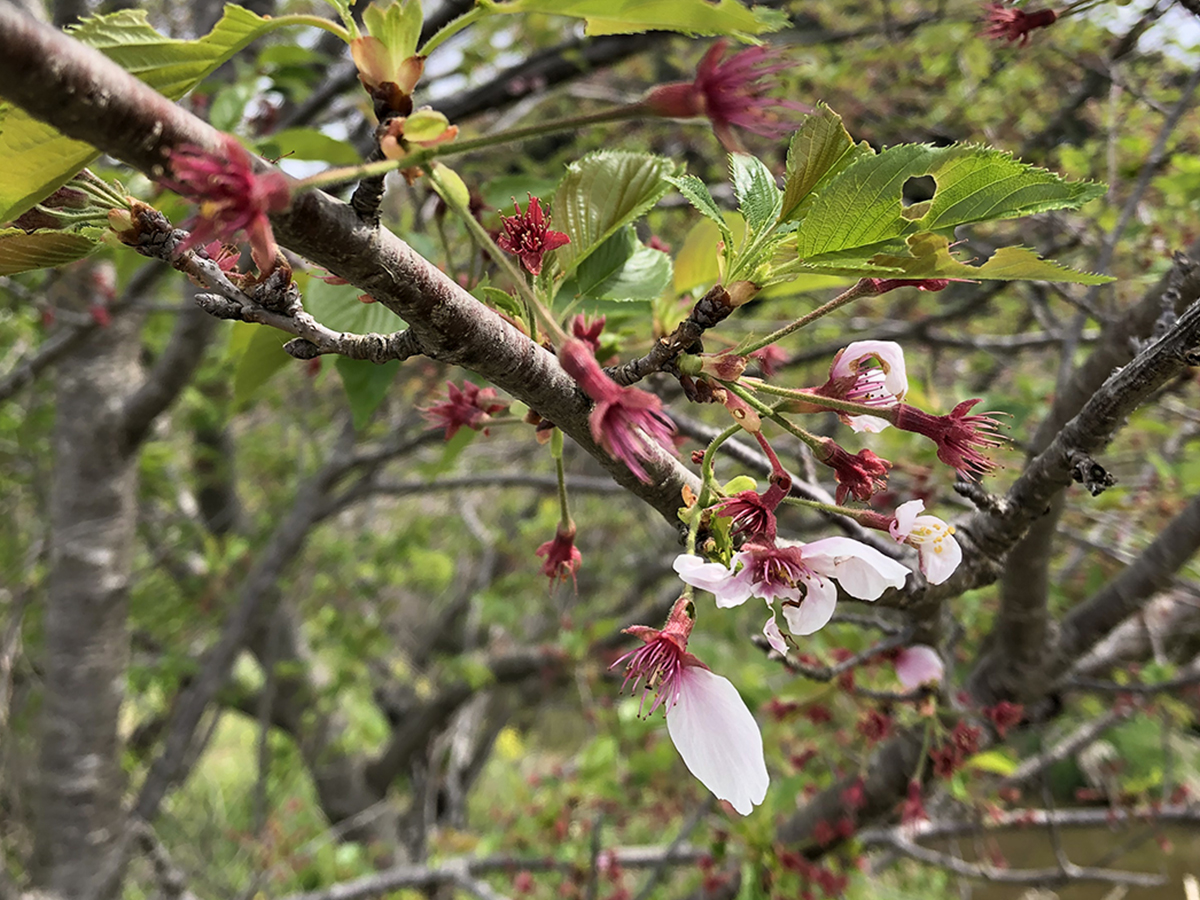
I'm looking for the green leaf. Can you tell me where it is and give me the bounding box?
[0,228,98,275]
[301,274,406,335]
[782,104,871,221]
[486,0,787,38]
[209,80,256,132]
[967,749,1019,777]
[231,323,292,409]
[335,357,400,430]
[672,214,746,296]
[0,5,276,222]
[474,285,524,320]
[866,233,1115,284]
[362,0,423,61]
[552,151,675,274]
[729,153,781,233]
[794,144,1107,265]
[666,174,733,246]
[256,128,361,166]
[573,228,671,301]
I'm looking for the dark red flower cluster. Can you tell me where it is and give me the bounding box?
[984,700,1024,738]
[857,708,892,744]
[712,472,791,542]
[536,522,582,588]
[421,380,507,440]
[558,339,676,483]
[163,134,291,274]
[496,194,570,276]
[982,3,1058,46]
[817,440,891,504]
[894,399,1005,479]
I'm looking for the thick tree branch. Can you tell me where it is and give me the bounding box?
[0,5,699,526]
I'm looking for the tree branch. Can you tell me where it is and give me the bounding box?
[0,5,700,526]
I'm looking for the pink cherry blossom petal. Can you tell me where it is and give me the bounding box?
[763,615,788,653]
[895,645,944,690]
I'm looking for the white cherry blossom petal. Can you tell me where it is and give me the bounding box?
[847,413,892,433]
[666,667,769,816]
[674,553,754,607]
[888,501,962,585]
[763,615,788,653]
[781,574,837,635]
[802,536,909,600]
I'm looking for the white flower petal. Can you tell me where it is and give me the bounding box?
[847,413,891,434]
[763,615,788,653]
[673,553,754,607]
[890,500,924,541]
[781,575,837,635]
[895,645,944,689]
[666,667,769,816]
[920,529,962,584]
[803,536,909,601]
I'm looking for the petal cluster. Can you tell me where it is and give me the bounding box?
[558,339,676,483]
[822,340,907,433]
[496,195,570,276]
[615,599,769,815]
[889,500,962,584]
[643,40,810,151]
[163,135,291,274]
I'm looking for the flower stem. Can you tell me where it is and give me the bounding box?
[779,495,891,530]
[417,4,489,56]
[738,278,873,356]
[405,104,646,166]
[719,380,827,455]
[427,165,567,344]
[292,104,647,193]
[550,429,572,527]
[747,378,895,420]
[697,423,743,510]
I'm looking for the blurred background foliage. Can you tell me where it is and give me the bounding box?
[4,0,1200,898]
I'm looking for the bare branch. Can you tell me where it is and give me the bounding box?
[858,828,1163,888]
[274,844,706,900]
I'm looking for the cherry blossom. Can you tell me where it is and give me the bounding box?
[496,194,570,276]
[421,380,507,440]
[558,339,676,483]
[536,523,581,588]
[163,134,290,274]
[894,399,1005,479]
[889,500,962,584]
[615,598,769,815]
[981,3,1058,46]
[820,340,908,433]
[894,644,945,690]
[642,40,810,151]
[675,537,908,637]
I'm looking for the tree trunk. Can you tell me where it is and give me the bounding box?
[31,276,142,899]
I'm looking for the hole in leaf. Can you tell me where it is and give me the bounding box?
[902,175,936,206]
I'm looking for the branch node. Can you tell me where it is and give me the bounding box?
[1068,450,1116,496]
[194,293,245,320]
[284,338,321,359]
